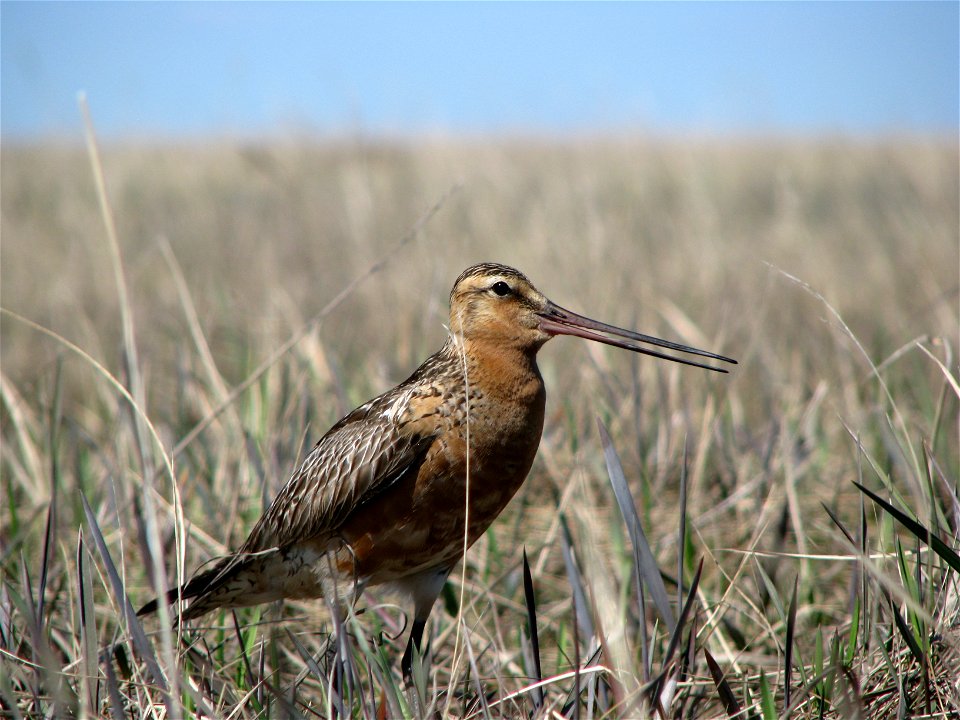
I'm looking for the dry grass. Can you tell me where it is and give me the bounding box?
[1,134,958,718]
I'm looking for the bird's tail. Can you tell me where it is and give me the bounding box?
[137,555,247,620]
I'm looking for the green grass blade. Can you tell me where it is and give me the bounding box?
[703,647,742,718]
[522,548,543,710]
[0,668,25,720]
[38,355,63,627]
[822,502,856,546]
[461,622,492,720]
[888,595,925,667]
[231,609,260,700]
[758,669,776,720]
[77,529,99,713]
[646,557,703,709]
[854,481,960,573]
[597,417,676,632]
[784,575,798,715]
[560,514,594,642]
[846,596,861,667]
[79,491,173,704]
[101,650,127,720]
[677,437,688,613]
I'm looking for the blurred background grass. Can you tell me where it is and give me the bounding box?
[1,136,958,716]
[5,138,955,403]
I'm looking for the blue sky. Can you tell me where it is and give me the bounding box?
[2,1,957,139]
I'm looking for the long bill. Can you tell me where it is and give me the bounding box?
[538,301,737,373]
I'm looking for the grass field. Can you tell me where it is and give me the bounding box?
[2,134,958,718]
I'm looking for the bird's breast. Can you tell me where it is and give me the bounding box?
[338,354,546,583]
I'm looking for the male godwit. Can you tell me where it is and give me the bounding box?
[140,262,736,678]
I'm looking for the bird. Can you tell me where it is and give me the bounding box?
[139,262,736,679]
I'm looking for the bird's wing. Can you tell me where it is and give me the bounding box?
[239,385,438,553]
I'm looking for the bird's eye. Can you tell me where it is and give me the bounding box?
[490,281,512,297]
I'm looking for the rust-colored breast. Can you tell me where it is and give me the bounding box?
[337,343,546,585]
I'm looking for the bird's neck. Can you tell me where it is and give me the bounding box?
[445,334,544,399]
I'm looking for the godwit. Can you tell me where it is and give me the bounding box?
[140,262,735,678]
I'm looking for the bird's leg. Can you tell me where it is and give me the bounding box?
[398,565,452,686]
[400,617,428,684]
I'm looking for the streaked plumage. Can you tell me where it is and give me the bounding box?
[140,262,735,677]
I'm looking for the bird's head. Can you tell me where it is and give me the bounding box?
[447,262,737,372]
[448,263,550,351]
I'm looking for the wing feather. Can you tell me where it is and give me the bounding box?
[239,387,436,553]
[137,346,457,618]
